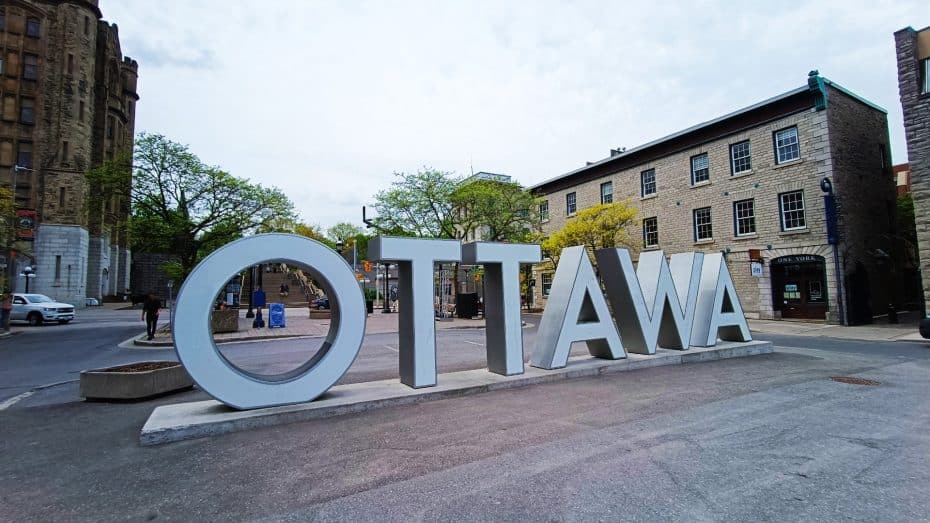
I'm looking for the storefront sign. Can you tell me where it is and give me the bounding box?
[771,254,822,265]
[174,234,751,410]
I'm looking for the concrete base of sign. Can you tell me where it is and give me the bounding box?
[140,340,773,445]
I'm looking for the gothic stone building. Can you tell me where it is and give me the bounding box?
[896,26,930,313]
[0,0,138,304]
[531,73,894,324]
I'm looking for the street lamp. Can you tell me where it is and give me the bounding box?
[19,265,35,293]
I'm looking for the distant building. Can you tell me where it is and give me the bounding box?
[893,163,911,196]
[895,26,930,311]
[0,0,138,304]
[531,72,895,324]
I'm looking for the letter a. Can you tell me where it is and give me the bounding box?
[690,253,752,347]
[530,246,625,370]
[596,249,702,354]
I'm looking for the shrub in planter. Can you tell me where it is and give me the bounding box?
[80,361,194,401]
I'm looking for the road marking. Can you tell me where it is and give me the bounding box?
[463,340,484,347]
[382,344,398,352]
[0,391,34,411]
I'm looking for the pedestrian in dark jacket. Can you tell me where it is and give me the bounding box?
[142,293,160,340]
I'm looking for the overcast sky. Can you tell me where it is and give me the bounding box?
[102,1,926,230]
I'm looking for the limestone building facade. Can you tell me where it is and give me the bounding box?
[896,26,930,314]
[0,0,138,304]
[531,73,894,324]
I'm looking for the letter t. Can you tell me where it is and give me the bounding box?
[369,236,462,388]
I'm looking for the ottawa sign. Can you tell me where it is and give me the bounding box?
[173,234,750,409]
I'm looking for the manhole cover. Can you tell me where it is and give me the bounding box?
[830,376,880,386]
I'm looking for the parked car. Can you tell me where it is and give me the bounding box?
[85,297,100,307]
[11,294,76,326]
[311,296,330,310]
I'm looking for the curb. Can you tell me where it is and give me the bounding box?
[131,332,314,348]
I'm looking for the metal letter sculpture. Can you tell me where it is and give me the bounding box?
[462,242,542,376]
[369,236,462,388]
[173,235,756,410]
[690,253,752,346]
[530,246,626,370]
[173,234,366,409]
[596,249,703,354]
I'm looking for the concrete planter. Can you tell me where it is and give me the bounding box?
[80,361,194,401]
[308,309,331,319]
[211,309,239,334]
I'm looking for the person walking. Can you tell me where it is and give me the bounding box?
[1,292,12,333]
[142,293,160,340]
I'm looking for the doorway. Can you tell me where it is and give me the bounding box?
[770,255,827,320]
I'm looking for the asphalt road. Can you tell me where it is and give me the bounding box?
[3,310,930,521]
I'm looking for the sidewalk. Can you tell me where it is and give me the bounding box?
[133,308,491,347]
[748,318,923,342]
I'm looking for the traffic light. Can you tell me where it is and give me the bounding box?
[363,261,372,272]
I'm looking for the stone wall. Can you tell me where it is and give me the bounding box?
[896,27,930,313]
[31,223,89,305]
[825,86,895,324]
[533,105,836,319]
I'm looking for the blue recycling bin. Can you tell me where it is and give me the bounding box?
[268,302,286,328]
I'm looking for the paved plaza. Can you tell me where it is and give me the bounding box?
[1,305,930,520]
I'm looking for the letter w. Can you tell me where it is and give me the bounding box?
[595,249,703,354]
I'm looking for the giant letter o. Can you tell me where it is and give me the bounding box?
[173,234,365,409]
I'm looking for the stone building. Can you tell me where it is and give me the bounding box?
[893,163,911,196]
[531,73,895,324]
[895,26,930,313]
[0,0,138,304]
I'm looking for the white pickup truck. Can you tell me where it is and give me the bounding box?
[11,293,75,326]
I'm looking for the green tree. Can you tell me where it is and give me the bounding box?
[119,133,296,282]
[326,222,363,244]
[371,168,459,238]
[451,178,540,242]
[541,201,639,266]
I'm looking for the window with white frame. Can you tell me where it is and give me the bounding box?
[693,207,712,241]
[730,140,752,175]
[779,190,806,230]
[539,200,549,222]
[643,217,658,247]
[640,169,656,197]
[541,273,553,296]
[566,192,576,215]
[774,126,800,164]
[691,153,709,184]
[600,181,613,204]
[733,199,756,236]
